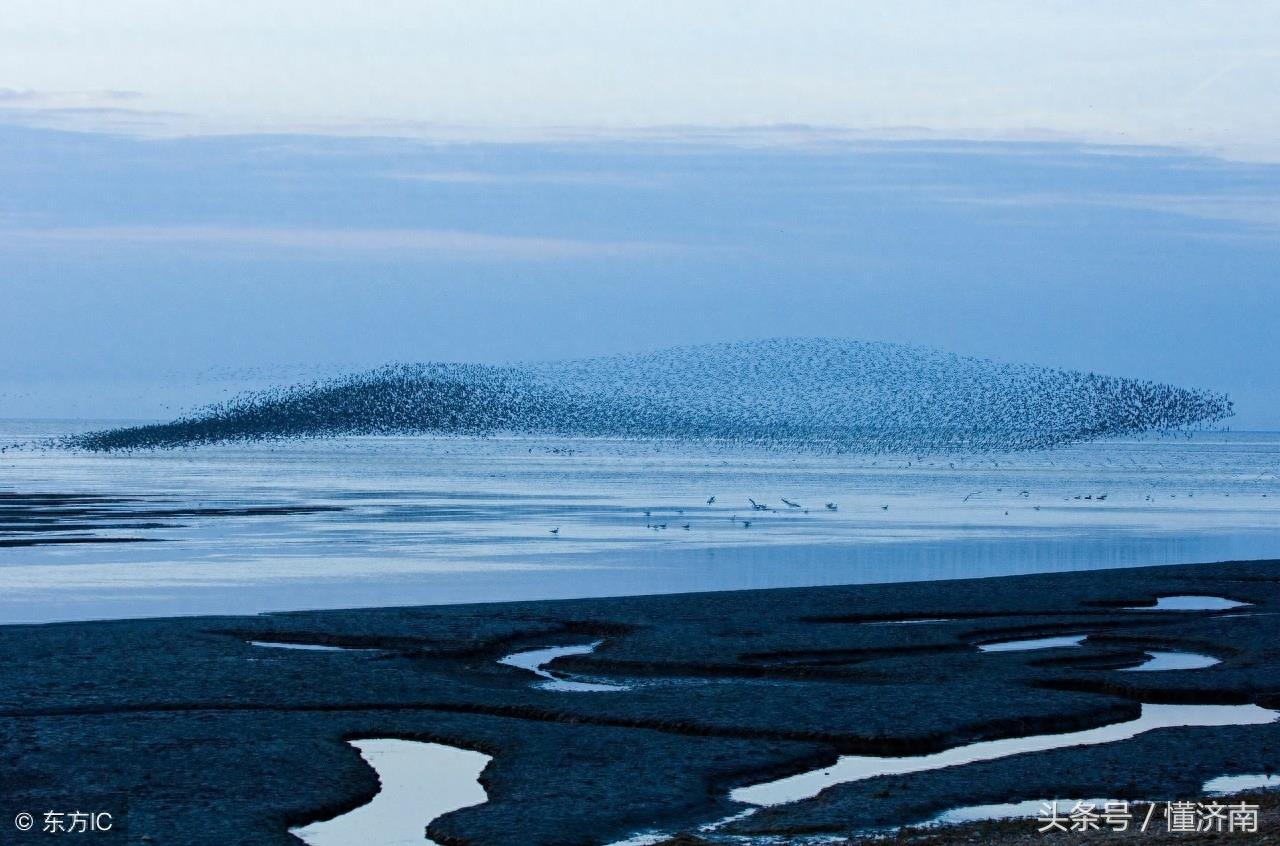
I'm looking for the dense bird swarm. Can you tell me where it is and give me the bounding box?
[65,339,1233,453]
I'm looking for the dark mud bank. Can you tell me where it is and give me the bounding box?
[1,559,1277,845]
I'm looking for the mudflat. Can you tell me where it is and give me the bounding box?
[1,558,1277,845]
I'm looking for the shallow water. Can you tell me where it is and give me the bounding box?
[248,640,366,652]
[1121,651,1220,672]
[604,833,681,846]
[497,641,627,692]
[932,798,1112,825]
[730,703,1279,807]
[290,739,490,846]
[1129,595,1249,611]
[979,635,1086,653]
[3,422,1279,623]
[867,618,953,625]
[1204,774,1280,795]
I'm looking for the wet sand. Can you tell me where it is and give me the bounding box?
[0,558,1277,845]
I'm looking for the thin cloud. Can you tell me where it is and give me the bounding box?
[933,189,1280,236]
[0,88,41,102]
[1,96,1277,164]
[0,110,188,138]
[0,224,672,260]
[0,88,183,134]
[389,170,662,188]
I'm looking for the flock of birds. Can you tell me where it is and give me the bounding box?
[538,473,1275,537]
[64,338,1232,454]
[548,495,847,535]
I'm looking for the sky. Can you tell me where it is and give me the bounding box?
[3,2,1280,157]
[1,4,1279,426]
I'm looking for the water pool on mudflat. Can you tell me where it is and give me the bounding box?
[290,739,490,846]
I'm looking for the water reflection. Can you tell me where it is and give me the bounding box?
[4,424,1279,624]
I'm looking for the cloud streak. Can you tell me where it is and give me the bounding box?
[0,224,671,260]
[388,169,662,188]
[0,88,183,134]
[931,189,1280,237]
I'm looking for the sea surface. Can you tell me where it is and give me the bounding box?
[1,420,1278,624]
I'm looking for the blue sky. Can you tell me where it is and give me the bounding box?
[1,5,1278,426]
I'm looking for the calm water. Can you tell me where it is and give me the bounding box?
[731,704,1280,806]
[1,420,1278,624]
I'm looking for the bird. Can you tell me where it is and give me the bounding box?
[781,498,802,508]
[549,527,560,536]
[741,520,752,528]
[682,522,691,530]
[881,505,888,510]
[706,495,716,505]
[825,502,838,511]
